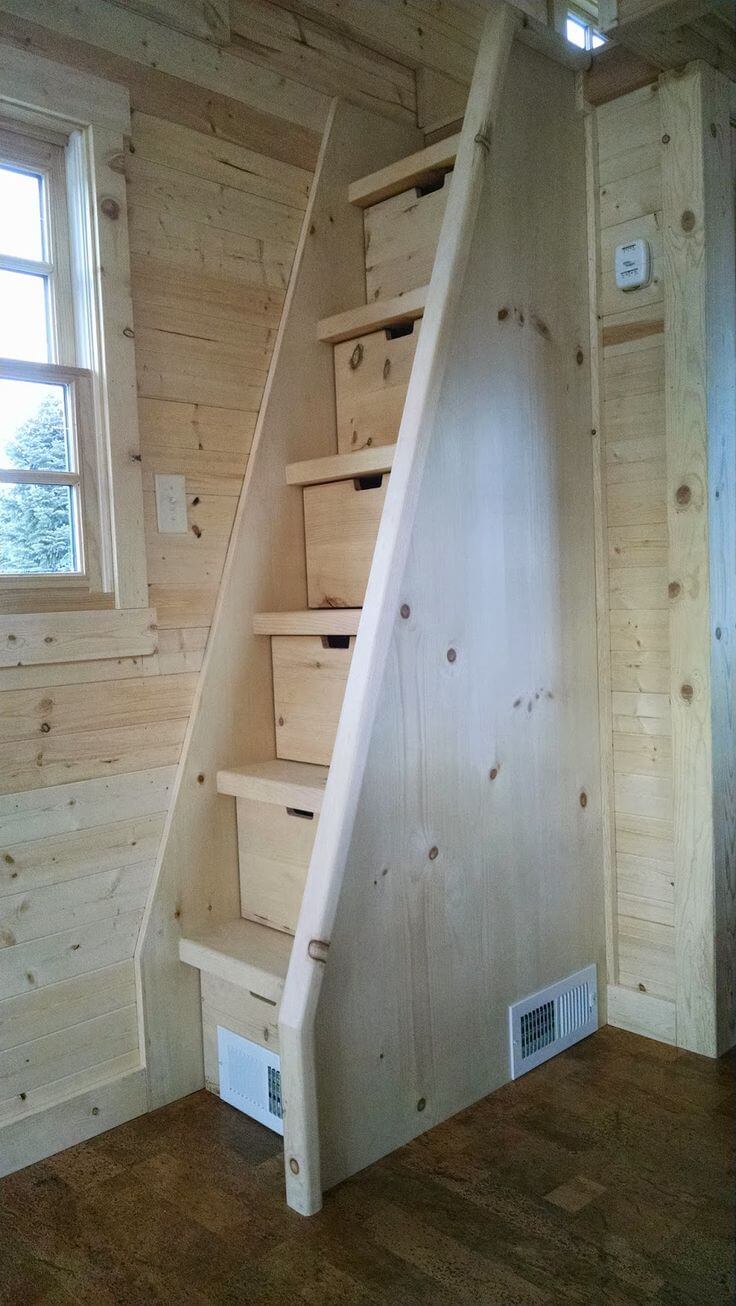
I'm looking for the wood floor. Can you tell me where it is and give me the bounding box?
[0,1026,733,1305]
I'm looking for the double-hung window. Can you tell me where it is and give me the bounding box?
[0,123,99,586]
[0,47,147,610]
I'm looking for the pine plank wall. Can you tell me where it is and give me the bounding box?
[0,0,500,1169]
[593,84,676,1042]
[0,0,713,1169]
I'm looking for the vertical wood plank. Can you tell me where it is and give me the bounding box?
[661,65,736,1056]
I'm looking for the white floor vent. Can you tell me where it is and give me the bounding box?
[217,1026,284,1135]
[508,964,598,1079]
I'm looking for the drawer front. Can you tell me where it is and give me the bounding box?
[304,474,387,608]
[335,323,419,454]
[364,176,450,301]
[272,634,353,767]
[201,973,280,1092]
[236,795,317,935]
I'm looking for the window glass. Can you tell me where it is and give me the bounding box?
[0,269,50,362]
[0,164,44,261]
[566,14,588,46]
[592,30,606,46]
[0,378,72,471]
[0,481,79,574]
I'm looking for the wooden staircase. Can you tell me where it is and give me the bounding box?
[177,134,458,1073]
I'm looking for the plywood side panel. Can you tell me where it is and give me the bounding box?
[137,101,422,1110]
[307,41,602,1198]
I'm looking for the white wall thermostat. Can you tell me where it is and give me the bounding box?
[615,238,651,292]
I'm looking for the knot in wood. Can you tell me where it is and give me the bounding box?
[668,581,682,599]
[680,209,696,233]
[680,683,694,703]
[100,196,120,220]
[400,603,410,620]
[349,342,363,371]
[289,1158,300,1175]
[579,791,588,809]
[474,130,491,154]
[675,484,691,507]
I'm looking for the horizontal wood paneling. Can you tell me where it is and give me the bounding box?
[0,0,484,1171]
[595,85,676,1022]
[0,610,157,669]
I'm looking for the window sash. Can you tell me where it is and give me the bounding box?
[0,125,75,367]
[0,357,102,588]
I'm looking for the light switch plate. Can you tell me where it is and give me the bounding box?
[155,473,188,534]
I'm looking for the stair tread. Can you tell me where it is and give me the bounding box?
[253,610,361,636]
[348,134,459,209]
[217,759,328,810]
[179,917,291,1002]
[317,286,427,345]
[286,445,395,487]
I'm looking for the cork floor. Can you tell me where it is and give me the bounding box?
[0,1026,733,1305]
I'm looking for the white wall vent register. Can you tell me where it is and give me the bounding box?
[508,964,598,1078]
[217,1026,284,1134]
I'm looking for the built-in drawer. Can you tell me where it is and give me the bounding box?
[364,173,450,301]
[304,473,387,608]
[236,794,317,935]
[201,972,280,1092]
[334,321,419,454]
[272,634,354,766]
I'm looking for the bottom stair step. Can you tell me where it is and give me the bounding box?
[179,918,291,1004]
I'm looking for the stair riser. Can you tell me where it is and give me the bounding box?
[335,324,419,454]
[272,635,354,767]
[304,474,388,609]
[364,175,450,302]
[237,795,318,936]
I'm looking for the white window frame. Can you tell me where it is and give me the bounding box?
[565,4,606,50]
[0,47,147,609]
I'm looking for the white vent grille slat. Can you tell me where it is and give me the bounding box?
[217,1026,284,1135]
[509,965,598,1079]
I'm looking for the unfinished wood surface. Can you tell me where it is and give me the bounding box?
[237,796,317,933]
[661,67,736,1057]
[253,610,361,636]
[277,9,604,1216]
[114,0,230,43]
[0,609,157,668]
[364,179,450,302]
[335,326,419,453]
[286,445,395,486]
[590,84,677,1041]
[138,100,422,1113]
[318,287,427,345]
[178,918,292,1000]
[349,135,460,208]
[312,33,600,1200]
[305,475,388,608]
[201,972,279,1091]
[228,0,416,126]
[217,759,328,809]
[272,635,354,766]
[586,109,617,1015]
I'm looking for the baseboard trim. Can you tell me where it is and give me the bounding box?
[607,984,676,1046]
[0,1063,148,1178]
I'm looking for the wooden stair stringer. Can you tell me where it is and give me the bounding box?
[135,99,423,1112]
[278,3,523,1217]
